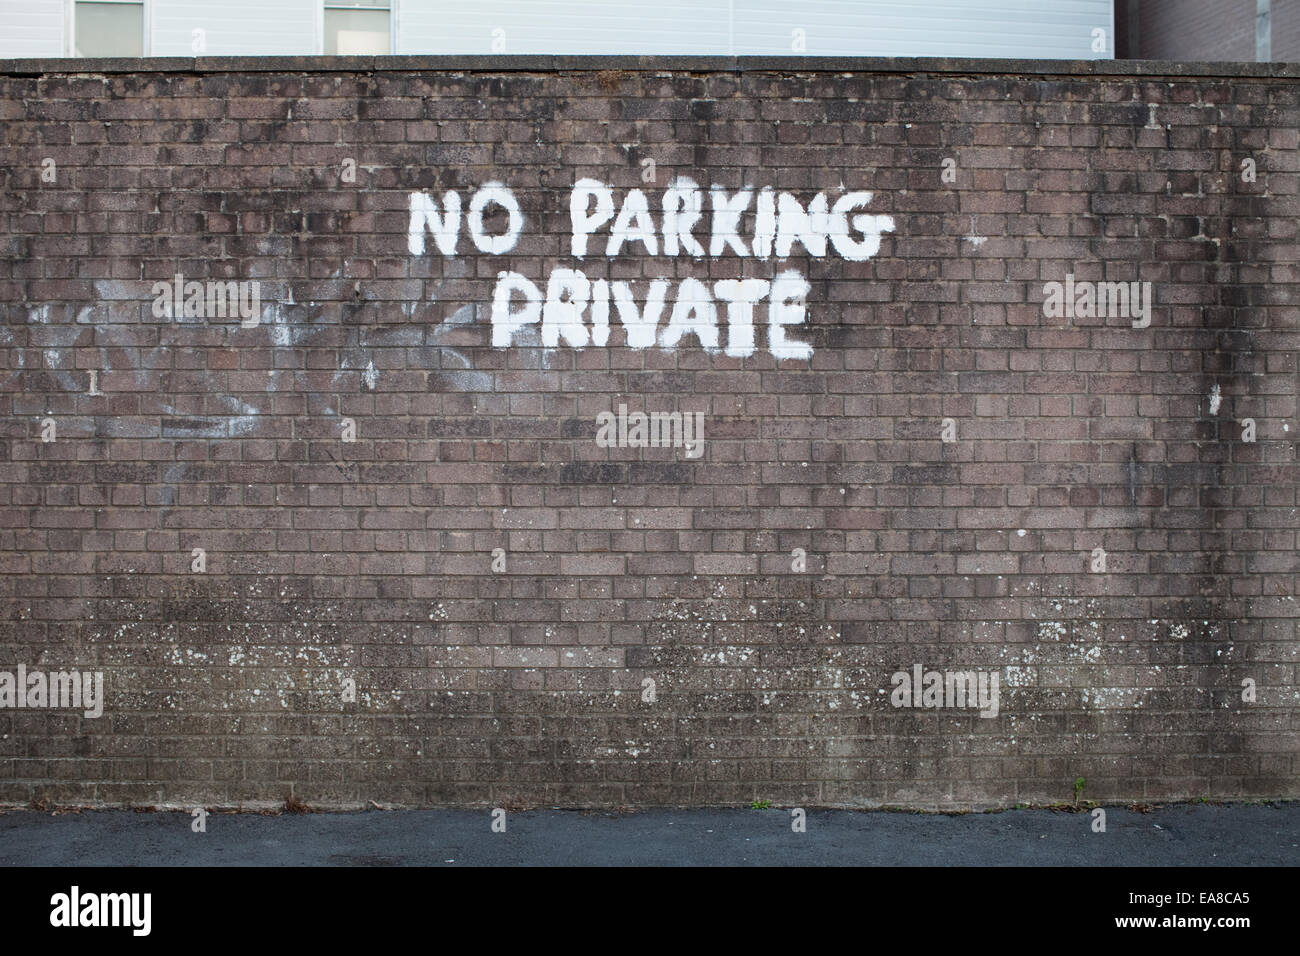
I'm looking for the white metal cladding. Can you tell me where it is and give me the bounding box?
[149,0,319,55]
[732,0,1116,59]
[397,0,734,55]
[0,0,1114,58]
[0,0,66,57]
[397,0,1115,58]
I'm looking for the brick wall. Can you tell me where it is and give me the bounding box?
[1,56,1297,810]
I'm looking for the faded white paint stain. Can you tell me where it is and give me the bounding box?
[210,396,262,436]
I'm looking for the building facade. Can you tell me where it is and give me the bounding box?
[1115,0,1300,61]
[0,0,1116,60]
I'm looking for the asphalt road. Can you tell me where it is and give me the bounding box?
[1,802,1296,866]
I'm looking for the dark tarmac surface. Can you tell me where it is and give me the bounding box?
[1,802,1296,866]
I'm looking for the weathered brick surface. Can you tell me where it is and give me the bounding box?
[0,57,1296,810]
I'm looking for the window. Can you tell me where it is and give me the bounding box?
[73,0,145,57]
[324,1,391,55]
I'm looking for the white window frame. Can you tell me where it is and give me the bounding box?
[68,0,151,58]
[319,0,396,56]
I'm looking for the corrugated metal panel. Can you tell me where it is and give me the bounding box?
[0,0,1115,60]
[150,0,320,55]
[397,0,733,55]
[0,0,65,57]
[735,0,1114,58]
[398,0,1114,58]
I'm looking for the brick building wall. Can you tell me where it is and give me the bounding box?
[1120,0,1258,61]
[1272,0,1300,60]
[1118,0,1300,61]
[0,56,1296,810]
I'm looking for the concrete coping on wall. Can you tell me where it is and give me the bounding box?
[1,54,1299,79]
